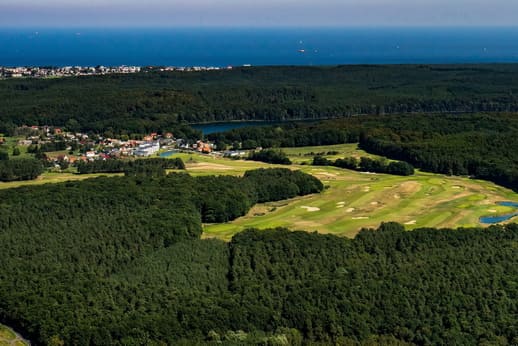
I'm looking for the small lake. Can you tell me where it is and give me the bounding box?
[159,150,178,158]
[480,201,518,224]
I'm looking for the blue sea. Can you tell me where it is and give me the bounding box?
[2,27,518,67]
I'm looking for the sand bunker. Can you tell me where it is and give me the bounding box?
[370,201,379,205]
[352,216,369,220]
[362,186,371,192]
[301,206,320,212]
[345,208,355,212]
[452,186,462,189]
[488,209,497,213]
[405,220,417,225]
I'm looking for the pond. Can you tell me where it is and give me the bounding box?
[479,201,518,224]
[159,150,178,158]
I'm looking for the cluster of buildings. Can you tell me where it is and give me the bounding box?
[0,66,141,79]
[6,125,251,170]
[0,64,243,79]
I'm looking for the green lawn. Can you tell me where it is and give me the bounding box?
[0,136,33,159]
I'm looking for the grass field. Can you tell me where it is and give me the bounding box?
[196,144,518,240]
[0,325,28,346]
[2,144,517,240]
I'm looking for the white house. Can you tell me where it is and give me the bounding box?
[135,142,160,157]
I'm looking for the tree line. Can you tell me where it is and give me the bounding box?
[313,155,415,176]
[0,158,43,182]
[248,149,292,165]
[76,157,186,175]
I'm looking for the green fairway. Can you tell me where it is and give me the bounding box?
[198,145,518,240]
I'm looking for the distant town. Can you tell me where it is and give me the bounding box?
[0,125,249,170]
[0,65,236,79]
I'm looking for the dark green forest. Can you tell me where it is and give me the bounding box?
[313,155,415,176]
[0,158,43,181]
[3,64,518,134]
[76,157,186,175]
[0,169,516,345]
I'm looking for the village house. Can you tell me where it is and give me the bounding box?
[135,142,160,157]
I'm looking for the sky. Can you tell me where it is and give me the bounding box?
[1,0,517,27]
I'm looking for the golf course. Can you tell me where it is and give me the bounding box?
[2,143,518,241]
[184,144,518,240]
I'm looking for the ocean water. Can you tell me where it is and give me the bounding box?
[2,27,518,67]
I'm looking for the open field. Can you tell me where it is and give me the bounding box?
[0,325,28,346]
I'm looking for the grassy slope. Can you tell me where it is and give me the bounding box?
[2,144,517,240]
[0,325,28,346]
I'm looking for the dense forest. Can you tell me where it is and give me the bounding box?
[3,64,518,134]
[210,113,518,191]
[0,167,516,345]
[248,149,292,165]
[76,157,186,175]
[0,158,44,181]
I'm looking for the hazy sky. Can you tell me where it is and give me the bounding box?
[1,0,517,27]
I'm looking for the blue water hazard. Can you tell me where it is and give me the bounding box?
[159,151,178,158]
[479,201,518,224]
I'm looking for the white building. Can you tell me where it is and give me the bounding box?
[135,142,160,157]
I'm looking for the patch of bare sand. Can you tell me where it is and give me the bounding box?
[346,207,355,212]
[301,206,320,212]
[405,220,417,225]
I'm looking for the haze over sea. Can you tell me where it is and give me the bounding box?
[2,27,518,67]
